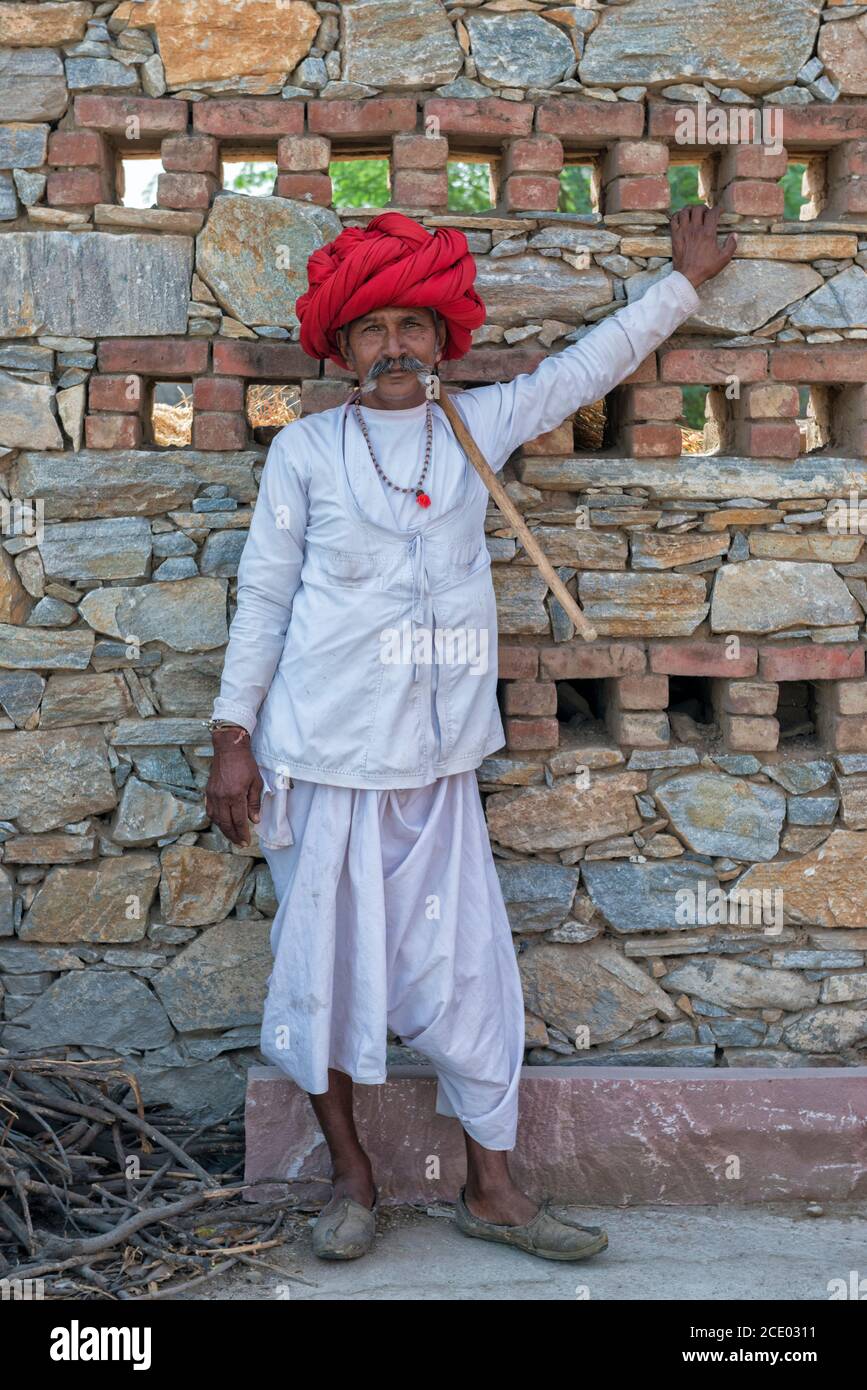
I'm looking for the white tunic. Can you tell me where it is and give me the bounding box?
[211,269,701,788]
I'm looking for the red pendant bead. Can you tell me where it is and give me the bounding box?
[416,491,431,508]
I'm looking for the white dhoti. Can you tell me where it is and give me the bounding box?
[255,765,525,1150]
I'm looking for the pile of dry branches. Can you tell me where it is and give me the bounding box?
[0,1053,317,1300]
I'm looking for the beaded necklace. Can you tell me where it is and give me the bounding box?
[351,388,433,508]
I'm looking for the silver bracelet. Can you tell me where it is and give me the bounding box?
[204,717,249,735]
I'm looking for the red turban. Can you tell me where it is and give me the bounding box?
[296,211,486,370]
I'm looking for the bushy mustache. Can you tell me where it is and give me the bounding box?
[358,353,432,395]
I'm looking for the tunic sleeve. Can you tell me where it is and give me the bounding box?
[210,429,309,736]
[452,268,701,473]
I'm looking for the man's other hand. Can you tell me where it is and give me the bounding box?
[670,202,737,290]
[205,727,263,848]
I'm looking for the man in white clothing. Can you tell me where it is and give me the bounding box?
[206,203,736,1261]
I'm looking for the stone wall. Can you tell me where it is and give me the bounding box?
[2,0,867,1116]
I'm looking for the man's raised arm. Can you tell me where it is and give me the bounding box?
[452,203,737,472]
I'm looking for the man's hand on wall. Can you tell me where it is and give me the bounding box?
[669,202,737,290]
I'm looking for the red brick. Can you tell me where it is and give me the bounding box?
[601,141,668,181]
[88,374,144,413]
[193,413,248,450]
[498,644,539,680]
[719,180,785,217]
[422,97,532,141]
[85,415,143,449]
[605,175,670,213]
[503,680,557,717]
[193,377,245,412]
[758,645,865,682]
[308,98,418,139]
[74,94,188,136]
[826,180,867,218]
[719,712,779,753]
[436,348,546,385]
[522,421,573,454]
[276,134,331,171]
[816,711,867,753]
[620,385,682,421]
[715,678,778,716]
[274,173,331,205]
[647,99,707,139]
[46,168,112,206]
[647,99,866,145]
[826,141,867,215]
[157,171,217,210]
[622,422,682,457]
[47,129,111,168]
[739,383,800,418]
[536,97,643,142]
[605,707,670,747]
[649,641,758,677]
[610,674,669,710]
[717,144,788,181]
[501,135,563,176]
[540,641,646,680]
[772,347,867,384]
[161,134,219,175]
[212,339,314,379]
[192,99,304,139]
[777,104,867,146]
[826,679,867,716]
[98,339,210,375]
[392,133,448,169]
[828,140,867,180]
[660,348,768,384]
[504,717,559,750]
[622,355,658,385]
[391,168,448,206]
[501,174,560,212]
[735,419,800,459]
[300,379,354,415]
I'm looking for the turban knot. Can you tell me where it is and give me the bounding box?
[296,211,486,370]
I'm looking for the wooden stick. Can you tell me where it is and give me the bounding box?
[436,384,598,643]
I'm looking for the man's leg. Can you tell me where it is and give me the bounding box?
[378,772,544,1225]
[463,1134,539,1226]
[307,1067,376,1212]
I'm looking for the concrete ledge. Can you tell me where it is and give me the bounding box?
[244,1064,867,1207]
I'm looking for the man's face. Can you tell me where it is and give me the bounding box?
[336,305,447,408]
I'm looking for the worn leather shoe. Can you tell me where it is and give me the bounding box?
[454,1186,608,1261]
[311,1186,378,1261]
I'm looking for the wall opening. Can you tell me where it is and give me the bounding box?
[669,161,705,212]
[777,680,819,742]
[798,384,843,455]
[667,675,717,737]
[780,158,824,221]
[682,385,728,456]
[575,396,607,451]
[330,156,390,209]
[221,158,278,195]
[559,161,596,214]
[245,383,301,445]
[150,382,192,447]
[447,157,496,212]
[119,155,161,209]
[555,678,606,729]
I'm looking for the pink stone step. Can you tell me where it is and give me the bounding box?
[244,1064,867,1207]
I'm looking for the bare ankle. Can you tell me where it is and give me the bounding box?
[332,1152,372,1182]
